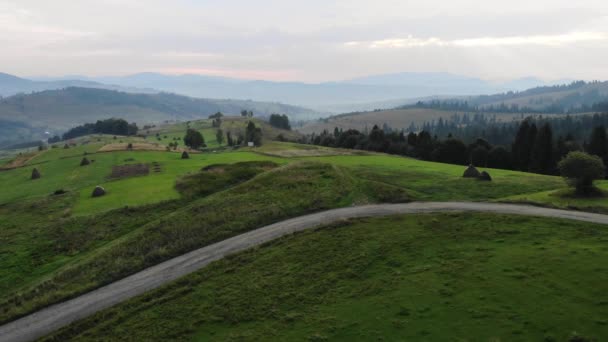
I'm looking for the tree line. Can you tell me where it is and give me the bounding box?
[306,114,608,176]
[61,118,138,140]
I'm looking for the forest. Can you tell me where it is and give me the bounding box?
[306,112,608,175]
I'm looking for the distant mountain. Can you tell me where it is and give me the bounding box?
[0,87,318,140]
[6,71,568,113]
[0,72,155,98]
[76,72,557,111]
[455,81,608,112]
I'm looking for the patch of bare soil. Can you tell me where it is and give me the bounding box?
[0,152,40,170]
[110,164,150,179]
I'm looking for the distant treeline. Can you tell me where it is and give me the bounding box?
[62,118,138,140]
[402,97,608,115]
[410,112,608,146]
[305,112,608,175]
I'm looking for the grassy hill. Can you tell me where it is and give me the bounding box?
[0,87,317,134]
[471,81,608,110]
[298,108,526,134]
[2,121,608,339]
[45,213,608,341]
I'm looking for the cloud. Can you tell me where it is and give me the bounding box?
[345,32,608,49]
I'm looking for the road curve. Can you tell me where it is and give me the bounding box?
[2,202,608,342]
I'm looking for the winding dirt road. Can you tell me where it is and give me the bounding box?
[2,202,608,342]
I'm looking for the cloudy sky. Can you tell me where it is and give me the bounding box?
[1,0,608,82]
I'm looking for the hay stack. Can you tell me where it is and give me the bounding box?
[31,168,41,180]
[80,157,90,166]
[92,186,106,197]
[463,164,480,178]
[181,151,190,159]
[478,171,492,181]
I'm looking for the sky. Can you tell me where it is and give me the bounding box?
[1,0,608,82]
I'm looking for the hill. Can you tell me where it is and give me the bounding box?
[298,107,527,134]
[0,72,154,98]
[417,81,608,113]
[44,213,608,341]
[3,134,608,340]
[79,72,555,111]
[0,87,317,137]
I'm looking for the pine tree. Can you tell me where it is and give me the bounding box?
[588,125,608,161]
[530,123,554,174]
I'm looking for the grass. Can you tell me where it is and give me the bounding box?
[0,195,183,301]
[175,161,279,198]
[0,149,286,215]
[307,154,565,201]
[43,213,608,341]
[501,181,608,213]
[0,161,409,324]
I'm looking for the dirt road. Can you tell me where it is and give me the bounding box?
[2,202,607,342]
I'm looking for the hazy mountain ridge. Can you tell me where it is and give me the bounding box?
[17,72,566,111]
[0,87,317,145]
[409,80,608,112]
[2,72,572,113]
[0,72,157,98]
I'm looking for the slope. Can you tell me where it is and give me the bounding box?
[0,87,317,132]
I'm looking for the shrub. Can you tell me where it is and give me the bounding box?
[558,151,605,195]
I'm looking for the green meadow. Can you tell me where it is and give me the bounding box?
[45,213,608,342]
[2,118,608,340]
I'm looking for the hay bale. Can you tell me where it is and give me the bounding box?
[80,157,90,166]
[92,186,106,197]
[31,168,41,180]
[463,164,480,178]
[181,151,190,159]
[478,171,492,181]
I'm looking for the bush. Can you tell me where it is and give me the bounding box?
[558,151,605,195]
[183,129,205,149]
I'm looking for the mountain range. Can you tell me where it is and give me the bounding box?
[24,72,568,112]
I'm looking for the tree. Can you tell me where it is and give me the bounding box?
[471,146,489,167]
[183,129,205,149]
[216,129,224,145]
[558,151,605,195]
[487,146,511,169]
[47,135,61,144]
[588,125,608,161]
[407,132,417,146]
[209,112,223,119]
[269,114,291,130]
[512,120,536,171]
[530,123,555,174]
[432,138,467,165]
[226,131,234,146]
[245,121,262,146]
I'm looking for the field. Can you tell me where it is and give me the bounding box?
[45,213,608,341]
[2,117,608,340]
